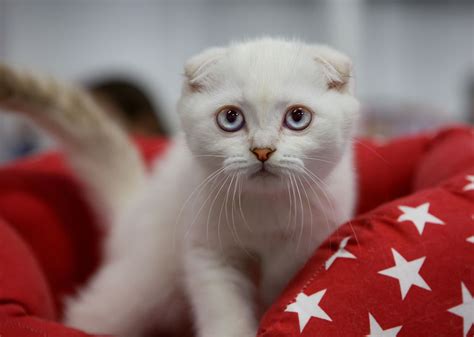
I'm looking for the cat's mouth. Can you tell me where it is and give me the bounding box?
[249,165,278,179]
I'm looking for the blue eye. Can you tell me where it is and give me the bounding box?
[216,106,245,132]
[284,106,312,131]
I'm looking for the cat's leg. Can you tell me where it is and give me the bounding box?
[64,253,182,337]
[184,245,258,337]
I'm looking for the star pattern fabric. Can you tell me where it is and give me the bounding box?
[273,186,472,336]
[378,248,431,299]
[324,236,356,270]
[366,313,402,337]
[463,175,474,191]
[285,290,331,332]
[448,283,474,337]
[397,202,444,235]
[260,128,474,337]
[269,177,473,336]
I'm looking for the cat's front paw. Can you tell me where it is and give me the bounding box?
[64,297,108,334]
[64,296,140,337]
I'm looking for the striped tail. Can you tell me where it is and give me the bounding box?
[0,64,146,226]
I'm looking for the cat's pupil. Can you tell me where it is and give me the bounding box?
[291,109,304,122]
[226,110,239,123]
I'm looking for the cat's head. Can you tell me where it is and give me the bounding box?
[177,38,359,192]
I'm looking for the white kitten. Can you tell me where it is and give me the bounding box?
[0,38,359,337]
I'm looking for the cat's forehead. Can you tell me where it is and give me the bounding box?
[222,40,327,100]
[183,38,353,110]
[229,42,315,77]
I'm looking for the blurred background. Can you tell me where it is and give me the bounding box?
[0,0,473,162]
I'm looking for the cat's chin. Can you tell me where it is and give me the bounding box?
[240,166,287,194]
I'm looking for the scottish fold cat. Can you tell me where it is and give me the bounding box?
[0,37,358,337]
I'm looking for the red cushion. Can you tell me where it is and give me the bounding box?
[0,129,472,337]
[355,134,432,214]
[258,126,474,337]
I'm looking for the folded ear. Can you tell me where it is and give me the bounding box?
[313,46,353,93]
[184,47,226,92]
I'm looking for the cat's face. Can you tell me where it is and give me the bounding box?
[178,38,359,192]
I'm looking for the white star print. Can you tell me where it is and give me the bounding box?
[325,236,356,270]
[378,248,431,300]
[467,236,474,244]
[448,283,474,337]
[285,289,332,333]
[448,282,474,337]
[397,202,444,235]
[366,313,402,337]
[463,175,474,191]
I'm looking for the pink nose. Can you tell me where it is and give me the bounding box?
[251,147,275,162]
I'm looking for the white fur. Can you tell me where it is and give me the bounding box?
[60,38,359,337]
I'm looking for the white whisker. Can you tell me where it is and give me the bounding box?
[237,174,251,232]
[231,172,240,241]
[207,174,232,247]
[353,139,389,165]
[301,168,337,248]
[224,173,236,240]
[303,167,359,247]
[285,174,293,233]
[178,167,226,243]
[299,157,335,164]
[229,174,254,258]
[192,174,226,241]
[300,171,332,248]
[296,174,313,248]
[283,154,335,165]
[292,172,305,251]
[288,172,299,241]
